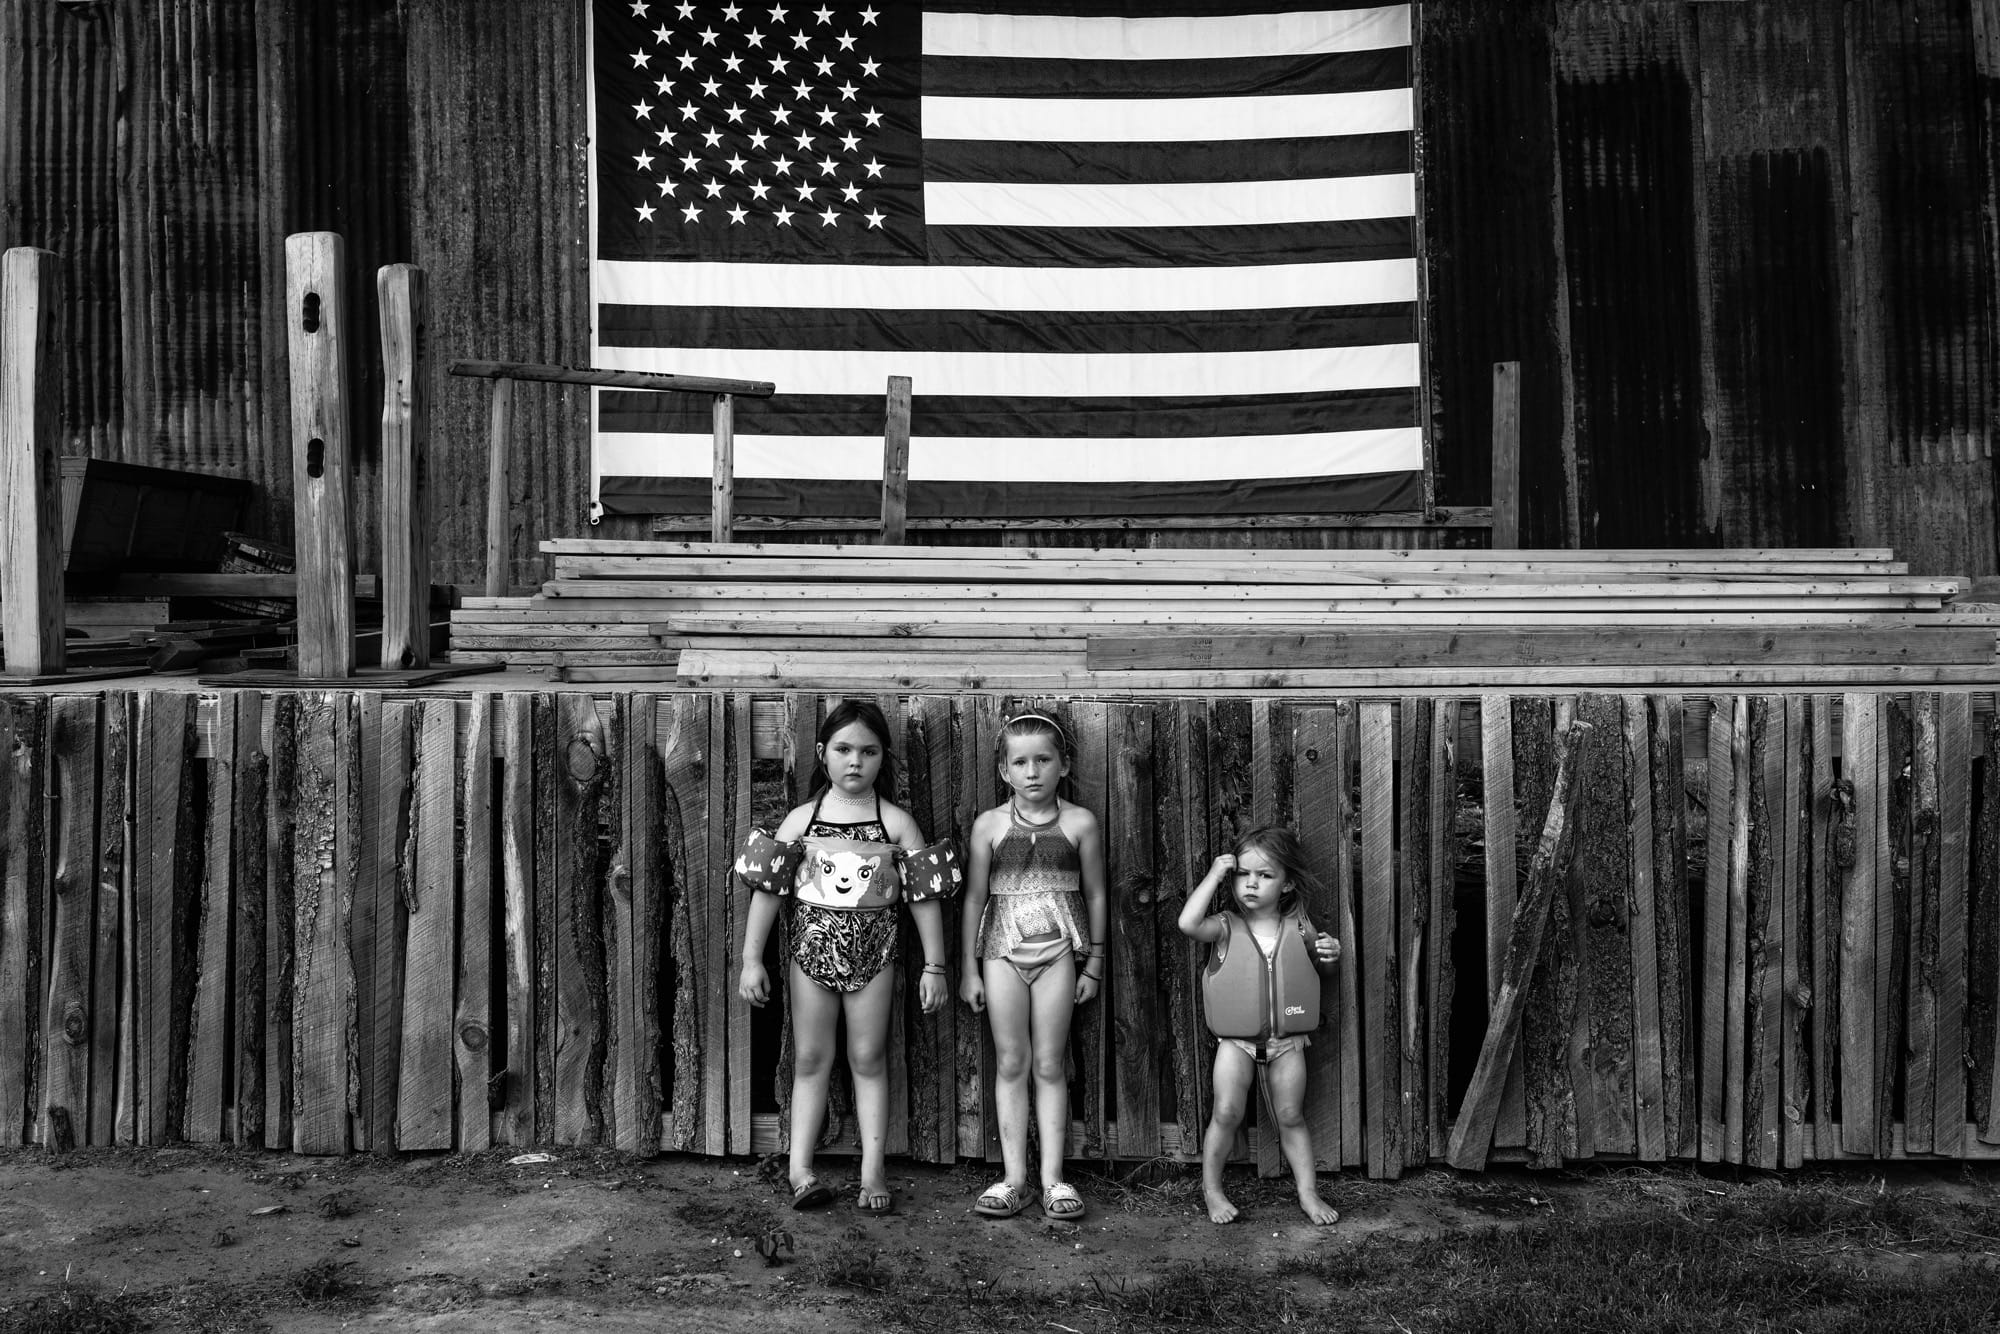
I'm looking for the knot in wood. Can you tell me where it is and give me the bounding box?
[1305,747,1320,764]
[63,1000,88,1045]
[458,1022,490,1052]
[565,735,603,783]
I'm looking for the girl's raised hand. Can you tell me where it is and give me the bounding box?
[960,970,986,1013]
[1209,852,1237,880]
[738,960,771,1007]
[1313,932,1341,965]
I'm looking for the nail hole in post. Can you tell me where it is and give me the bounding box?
[302,292,321,333]
[307,438,325,478]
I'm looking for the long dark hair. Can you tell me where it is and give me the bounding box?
[1227,825,1318,919]
[808,699,899,802]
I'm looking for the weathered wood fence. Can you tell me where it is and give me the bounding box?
[2,687,1996,1175]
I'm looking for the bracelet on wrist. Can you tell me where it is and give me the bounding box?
[922,963,946,974]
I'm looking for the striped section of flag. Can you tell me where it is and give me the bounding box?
[587,1,1423,519]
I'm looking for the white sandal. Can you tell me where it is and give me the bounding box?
[1041,1181,1086,1221]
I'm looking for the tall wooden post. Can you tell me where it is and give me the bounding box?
[879,375,911,545]
[484,378,512,598]
[285,232,355,678]
[379,263,431,668]
[1490,361,1520,549]
[711,392,734,542]
[1,247,65,677]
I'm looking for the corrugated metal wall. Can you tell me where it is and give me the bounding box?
[3,1,1999,578]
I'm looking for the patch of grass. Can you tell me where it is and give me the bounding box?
[0,1286,142,1334]
[810,1230,894,1294]
[287,1259,359,1303]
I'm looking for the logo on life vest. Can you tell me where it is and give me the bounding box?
[1284,1005,1307,1016]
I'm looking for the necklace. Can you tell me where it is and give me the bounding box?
[1009,796,1060,830]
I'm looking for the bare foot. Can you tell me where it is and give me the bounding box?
[1299,1192,1339,1225]
[1204,1187,1240,1224]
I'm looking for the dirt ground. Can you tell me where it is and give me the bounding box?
[1,1145,1994,1332]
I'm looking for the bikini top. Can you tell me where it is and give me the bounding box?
[987,800,1081,898]
[733,793,961,911]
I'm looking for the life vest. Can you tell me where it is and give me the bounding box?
[734,828,961,911]
[1201,910,1321,1041]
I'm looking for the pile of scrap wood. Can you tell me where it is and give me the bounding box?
[443,540,2000,690]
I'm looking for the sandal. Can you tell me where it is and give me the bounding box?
[790,1174,834,1210]
[974,1180,1028,1219]
[1041,1182,1086,1221]
[855,1185,895,1214]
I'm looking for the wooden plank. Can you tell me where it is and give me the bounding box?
[902,694,958,1163]
[263,694,298,1151]
[485,379,514,598]
[1,249,65,676]
[1292,704,1344,1169]
[457,696,496,1152]
[285,233,356,679]
[609,604,1980,628]
[498,693,537,1146]
[1576,693,1635,1156]
[606,693,660,1154]
[726,692,754,1156]
[0,698,47,1143]
[1397,698,1431,1167]
[352,695,409,1154]
[40,696,99,1148]
[1517,697,1578,1168]
[660,692,712,1153]
[1445,717,1588,1170]
[1699,697,1735,1161]
[1651,696,1694,1158]
[1490,361,1520,548]
[186,692,236,1143]
[553,692,610,1146]
[1087,626,1998,670]
[378,263,431,669]
[773,694,815,1154]
[1905,694,1941,1155]
[1839,693,1880,1154]
[1781,698,1809,1168]
[1358,701,1400,1179]
[397,700,459,1149]
[1978,712,2000,1145]
[1744,697,1780,1169]
[576,537,1897,561]
[1108,703,1160,1161]
[533,695,557,1141]
[91,694,130,1147]
[711,394,734,543]
[1808,697,1837,1158]
[1724,696,1752,1165]
[1936,692,1970,1158]
[448,358,775,396]
[1333,701,1362,1169]
[879,375,911,545]
[1154,699,1208,1156]
[132,693,195,1145]
[1555,697,1596,1162]
[290,692,354,1154]
[1624,698,1666,1161]
[1070,699,1111,1161]
[1479,695,1527,1147]
[232,692,266,1147]
[1881,698,1909,1160]
[1427,699,1459,1156]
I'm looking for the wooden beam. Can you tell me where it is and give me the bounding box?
[285,234,356,679]
[1,247,65,677]
[1490,361,1520,549]
[1109,702,1159,1161]
[650,510,1495,532]
[40,695,98,1148]
[711,394,734,544]
[456,695,495,1152]
[0,698,47,1143]
[448,358,775,397]
[498,692,537,1145]
[485,378,513,599]
[352,695,409,1154]
[564,537,1899,562]
[399,699,459,1149]
[231,691,266,1147]
[91,693,130,1146]
[378,263,431,670]
[879,375,911,546]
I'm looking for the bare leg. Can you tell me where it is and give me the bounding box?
[1026,952,1078,1193]
[982,958,1035,1195]
[1202,1042,1256,1224]
[843,967,896,1207]
[1266,1047,1337,1225]
[787,960,841,1191]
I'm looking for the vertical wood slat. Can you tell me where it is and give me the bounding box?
[1358,701,1400,1179]
[1479,694,1527,1147]
[291,692,354,1155]
[1978,712,2000,1146]
[1554,696,1596,1162]
[263,694,298,1152]
[904,694,958,1163]
[1651,696,1694,1158]
[1744,697,1779,1169]
[1881,699,1910,1160]
[727,693,754,1157]
[1839,693,1880,1154]
[1395,698,1430,1168]
[662,692,713,1153]
[132,693,195,1146]
[1427,700,1459,1157]
[1,248,66,677]
[41,696,99,1148]
[353,695,409,1154]
[1109,703,1159,1161]
[186,693,236,1143]
[233,693,266,1146]
[1292,705,1343,1170]
[498,692,536,1145]
[711,393,735,543]
[455,696,495,1152]
[1724,696,1752,1165]
[878,375,911,546]
[1624,697,1667,1161]
[399,699,459,1149]
[1577,693,1634,1156]
[285,233,356,679]
[0,699,48,1143]
[606,693,660,1154]
[92,694,130,1147]
[773,692,819,1154]
[1935,692,1970,1158]
[1155,699,1209,1158]
[1069,699,1110,1161]
[1330,701,1366,1172]
[378,263,431,670]
[553,692,609,1146]
[1700,696,1734,1161]
[533,697,558,1141]
[1808,697,1837,1158]
[484,379,514,598]
[1516,697,1576,1168]
[1906,694,1941,1155]
[1780,698,1808,1168]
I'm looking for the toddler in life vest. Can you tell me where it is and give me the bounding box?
[1178,826,1341,1225]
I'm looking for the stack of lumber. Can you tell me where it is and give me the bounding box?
[443,540,2000,689]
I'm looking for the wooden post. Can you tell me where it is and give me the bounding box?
[1490,361,1520,549]
[379,263,431,668]
[485,378,513,598]
[880,375,912,545]
[285,233,355,679]
[711,392,735,542]
[1,247,65,677]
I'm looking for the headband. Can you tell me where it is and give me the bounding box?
[1005,712,1064,731]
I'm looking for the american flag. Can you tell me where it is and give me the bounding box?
[587,1,1422,519]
